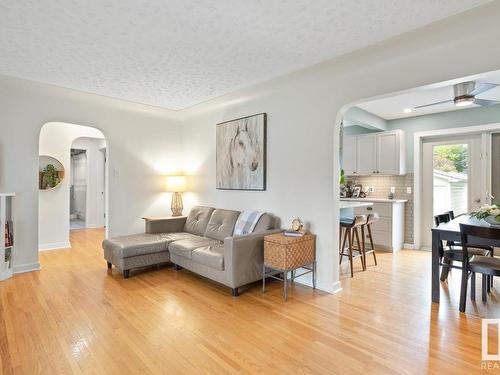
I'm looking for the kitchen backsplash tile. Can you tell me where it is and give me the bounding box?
[346,173,414,244]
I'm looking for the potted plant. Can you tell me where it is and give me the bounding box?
[42,164,60,189]
[470,204,500,226]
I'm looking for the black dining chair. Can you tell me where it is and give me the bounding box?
[459,223,500,312]
[434,212,491,282]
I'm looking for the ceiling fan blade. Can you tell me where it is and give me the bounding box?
[473,98,500,107]
[469,82,498,96]
[414,99,454,110]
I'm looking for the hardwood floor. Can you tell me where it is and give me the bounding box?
[1,228,498,374]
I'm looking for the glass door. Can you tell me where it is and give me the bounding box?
[432,143,469,216]
[421,135,482,249]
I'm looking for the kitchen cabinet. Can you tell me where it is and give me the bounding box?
[355,134,377,175]
[344,130,405,176]
[342,135,357,175]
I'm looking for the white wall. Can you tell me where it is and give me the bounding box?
[180,2,500,292]
[0,78,182,272]
[1,2,500,285]
[72,137,107,228]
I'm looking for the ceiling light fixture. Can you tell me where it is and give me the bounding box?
[454,95,474,107]
[403,108,412,114]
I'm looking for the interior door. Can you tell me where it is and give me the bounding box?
[421,135,482,249]
[377,132,399,175]
[356,134,377,175]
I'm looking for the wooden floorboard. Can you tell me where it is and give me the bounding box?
[0,228,498,374]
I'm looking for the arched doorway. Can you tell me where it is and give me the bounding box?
[38,122,108,251]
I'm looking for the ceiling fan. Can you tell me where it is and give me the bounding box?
[414,81,500,110]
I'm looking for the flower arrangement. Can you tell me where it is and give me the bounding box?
[470,204,500,225]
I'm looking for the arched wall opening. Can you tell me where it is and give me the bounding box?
[38,122,108,251]
[336,68,500,278]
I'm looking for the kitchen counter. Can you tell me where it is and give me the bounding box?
[339,201,374,209]
[341,198,406,252]
[341,197,408,203]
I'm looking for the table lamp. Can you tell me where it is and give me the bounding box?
[165,175,187,216]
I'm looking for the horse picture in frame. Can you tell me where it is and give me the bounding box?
[216,113,266,190]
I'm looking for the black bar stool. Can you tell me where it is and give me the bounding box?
[361,212,378,267]
[339,215,367,277]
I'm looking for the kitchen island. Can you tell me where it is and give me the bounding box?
[340,198,406,252]
[340,200,373,220]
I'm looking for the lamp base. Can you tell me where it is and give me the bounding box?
[171,192,183,216]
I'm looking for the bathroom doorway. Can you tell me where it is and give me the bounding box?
[70,148,87,229]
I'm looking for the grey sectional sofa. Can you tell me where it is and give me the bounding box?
[103,206,281,296]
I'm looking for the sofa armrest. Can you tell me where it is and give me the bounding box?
[143,216,187,234]
[224,229,283,288]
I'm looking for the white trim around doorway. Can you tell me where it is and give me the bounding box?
[413,122,500,250]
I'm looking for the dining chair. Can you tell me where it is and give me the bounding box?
[459,223,499,312]
[434,212,491,282]
[434,213,455,281]
[339,215,367,277]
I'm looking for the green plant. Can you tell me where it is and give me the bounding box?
[433,144,468,173]
[470,204,500,221]
[43,164,59,188]
[339,168,345,185]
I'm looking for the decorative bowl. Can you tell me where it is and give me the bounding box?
[483,215,500,227]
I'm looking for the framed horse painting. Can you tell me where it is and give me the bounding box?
[216,113,267,190]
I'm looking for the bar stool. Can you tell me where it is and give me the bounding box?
[339,215,367,277]
[361,213,378,267]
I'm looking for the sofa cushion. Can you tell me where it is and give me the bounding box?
[165,232,204,242]
[192,245,225,271]
[253,213,275,233]
[204,209,240,241]
[168,237,221,259]
[184,206,215,236]
[102,233,170,258]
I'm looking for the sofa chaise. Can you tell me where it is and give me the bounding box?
[102,206,281,295]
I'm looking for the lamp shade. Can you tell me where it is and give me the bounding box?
[165,175,187,192]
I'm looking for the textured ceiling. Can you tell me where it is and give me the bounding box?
[358,70,500,120]
[0,0,490,110]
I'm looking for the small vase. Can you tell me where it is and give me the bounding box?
[484,215,500,227]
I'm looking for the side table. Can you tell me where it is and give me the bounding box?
[263,232,316,301]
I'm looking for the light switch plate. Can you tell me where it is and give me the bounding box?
[113,167,120,177]
[406,187,412,194]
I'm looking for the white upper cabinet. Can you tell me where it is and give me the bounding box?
[355,134,377,175]
[343,130,405,176]
[342,135,357,175]
[377,132,402,175]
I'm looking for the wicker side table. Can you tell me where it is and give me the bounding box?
[263,233,316,301]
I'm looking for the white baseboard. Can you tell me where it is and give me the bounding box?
[293,270,342,294]
[14,262,41,274]
[39,242,71,251]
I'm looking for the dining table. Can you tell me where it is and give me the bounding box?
[431,214,500,303]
